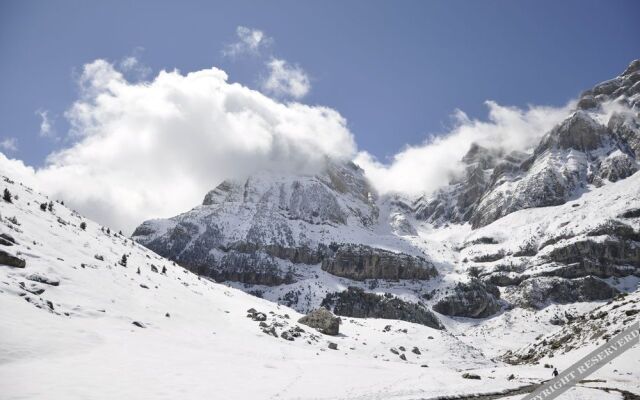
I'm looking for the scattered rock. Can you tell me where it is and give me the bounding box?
[462,373,481,380]
[412,347,421,355]
[132,321,145,328]
[328,342,338,350]
[399,354,407,361]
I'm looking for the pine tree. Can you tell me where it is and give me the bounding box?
[80,222,87,230]
[119,254,128,267]
[40,202,47,211]
[47,201,54,212]
[3,188,12,203]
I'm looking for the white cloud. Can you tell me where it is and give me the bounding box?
[262,58,311,99]
[355,101,574,197]
[1,59,355,234]
[119,48,152,81]
[223,26,273,58]
[0,137,18,152]
[36,109,54,138]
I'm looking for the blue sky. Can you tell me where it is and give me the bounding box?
[1,0,638,168]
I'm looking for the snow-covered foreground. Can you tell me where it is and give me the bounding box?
[0,174,638,400]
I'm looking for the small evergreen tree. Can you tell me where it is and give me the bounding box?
[119,254,128,267]
[47,201,54,212]
[3,188,12,203]
[40,202,47,211]
[107,228,111,235]
[80,222,87,230]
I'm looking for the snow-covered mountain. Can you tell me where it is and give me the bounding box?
[2,59,640,400]
[133,61,640,325]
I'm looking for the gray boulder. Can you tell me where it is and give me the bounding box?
[298,308,340,336]
[26,273,60,286]
[0,250,25,268]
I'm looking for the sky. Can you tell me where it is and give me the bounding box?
[0,0,638,232]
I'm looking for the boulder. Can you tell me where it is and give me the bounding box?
[0,233,17,246]
[0,250,26,268]
[26,273,60,286]
[298,308,340,336]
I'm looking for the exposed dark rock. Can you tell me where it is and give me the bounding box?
[328,342,338,350]
[132,321,146,328]
[19,281,45,295]
[595,152,638,184]
[471,251,505,263]
[0,250,26,268]
[536,111,607,154]
[433,280,502,318]
[577,95,598,110]
[321,244,437,281]
[542,238,640,276]
[619,208,640,219]
[321,287,443,329]
[298,308,340,336]
[0,233,17,246]
[26,274,59,286]
[462,373,481,380]
[516,276,618,309]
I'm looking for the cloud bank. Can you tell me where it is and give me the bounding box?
[1,59,355,233]
[0,53,581,235]
[355,101,573,196]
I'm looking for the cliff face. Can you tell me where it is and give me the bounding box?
[320,244,438,281]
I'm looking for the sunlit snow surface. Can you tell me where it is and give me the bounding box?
[0,172,638,399]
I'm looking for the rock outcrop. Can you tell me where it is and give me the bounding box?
[320,287,443,329]
[514,276,618,309]
[321,244,437,281]
[432,280,502,318]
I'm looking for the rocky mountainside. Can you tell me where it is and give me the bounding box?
[415,60,640,229]
[134,61,639,327]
